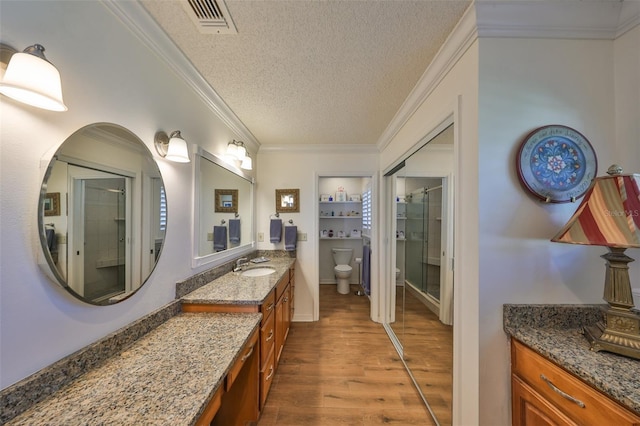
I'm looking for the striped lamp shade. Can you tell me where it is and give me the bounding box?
[551,165,640,248]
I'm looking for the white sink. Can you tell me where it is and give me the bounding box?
[241,267,276,277]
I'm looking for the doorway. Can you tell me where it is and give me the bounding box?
[317,175,373,317]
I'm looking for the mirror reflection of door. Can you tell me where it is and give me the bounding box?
[385,123,454,426]
[68,165,131,303]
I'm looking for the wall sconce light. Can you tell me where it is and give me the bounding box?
[0,43,67,111]
[225,140,252,170]
[154,130,190,163]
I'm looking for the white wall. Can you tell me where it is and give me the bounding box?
[256,149,378,321]
[477,35,638,425]
[0,1,252,389]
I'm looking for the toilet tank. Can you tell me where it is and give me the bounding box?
[332,248,353,265]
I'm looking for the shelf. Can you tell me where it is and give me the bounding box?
[319,216,361,219]
[319,201,361,204]
[320,237,363,240]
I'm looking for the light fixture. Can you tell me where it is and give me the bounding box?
[551,164,640,359]
[225,140,252,170]
[240,154,253,170]
[0,43,67,111]
[154,130,190,163]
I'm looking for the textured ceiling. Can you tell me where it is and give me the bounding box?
[141,0,471,147]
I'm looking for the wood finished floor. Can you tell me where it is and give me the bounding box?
[257,284,436,426]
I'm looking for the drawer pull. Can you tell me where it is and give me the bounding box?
[266,303,274,312]
[241,345,254,362]
[266,366,274,381]
[266,329,274,342]
[540,374,585,408]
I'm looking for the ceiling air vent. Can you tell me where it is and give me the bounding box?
[182,0,237,34]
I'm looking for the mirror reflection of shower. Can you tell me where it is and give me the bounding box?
[405,180,445,319]
[67,165,132,304]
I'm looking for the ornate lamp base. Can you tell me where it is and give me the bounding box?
[584,248,640,360]
[584,307,640,360]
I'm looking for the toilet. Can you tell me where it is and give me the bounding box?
[332,248,353,294]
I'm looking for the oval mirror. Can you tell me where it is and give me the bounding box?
[38,123,166,305]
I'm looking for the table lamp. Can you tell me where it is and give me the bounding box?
[551,165,640,359]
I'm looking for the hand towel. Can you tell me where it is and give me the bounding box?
[229,219,241,244]
[213,226,227,252]
[362,244,371,295]
[284,226,297,251]
[45,228,56,251]
[270,219,282,243]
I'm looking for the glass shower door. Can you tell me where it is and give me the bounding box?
[405,189,425,293]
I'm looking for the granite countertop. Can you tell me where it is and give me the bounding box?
[504,304,640,414]
[6,312,261,426]
[181,258,295,305]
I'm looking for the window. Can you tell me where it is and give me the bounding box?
[362,183,372,235]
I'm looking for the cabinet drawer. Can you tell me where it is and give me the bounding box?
[512,340,640,426]
[275,275,289,301]
[260,309,275,367]
[260,346,276,409]
[261,291,275,318]
[226,329,258,391]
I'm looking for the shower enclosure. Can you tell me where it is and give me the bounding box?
[405,183,443,314]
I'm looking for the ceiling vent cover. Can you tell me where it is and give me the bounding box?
[182,0,237,34]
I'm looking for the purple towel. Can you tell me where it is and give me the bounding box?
[270,219,282,243]
[285,226,297,251]
[213,226,227,251]
[362,244,371,295]
[229,219,241,244]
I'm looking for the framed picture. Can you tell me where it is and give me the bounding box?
[276,188,299,213]
[215,189,238,213]
[516,125,597,203]
[44,192,60,216]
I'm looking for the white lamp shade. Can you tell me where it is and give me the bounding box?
[235,143,246,160]
[0,51,67,111]
[225,142,238,160]
[165,136,190,163]
[240,155,253,170]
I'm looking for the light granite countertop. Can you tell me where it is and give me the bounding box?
[181,257,295,305]
[504,304,640,414]
[6,312,261,426]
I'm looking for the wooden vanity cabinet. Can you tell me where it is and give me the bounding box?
[212,328,259,426]
[182,262,295,414]
[511,339,640,426]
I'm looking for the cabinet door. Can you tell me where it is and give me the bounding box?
[283,285,292,344]
[275,292,285,365]
[512,375,577,426]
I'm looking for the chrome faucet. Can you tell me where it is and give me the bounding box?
[234,257,249,272]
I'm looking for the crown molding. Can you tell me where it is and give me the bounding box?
[259,143,380,154]
[376,0,637,152]
[475,0,629,40]
[100,0,260,152]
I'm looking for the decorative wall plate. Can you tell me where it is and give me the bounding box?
[516,125,597,203]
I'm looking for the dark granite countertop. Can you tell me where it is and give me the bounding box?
[6,312,261,425]
[181,258,295,305]
[504,304,640,414]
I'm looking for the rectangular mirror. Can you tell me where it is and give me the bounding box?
[193,147,254,267]
[276,188,299,213]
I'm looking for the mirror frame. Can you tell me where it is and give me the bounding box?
[192,146,255,268]
[38,122,165,305]
[214,189,238,213]
[275,188,299,213]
